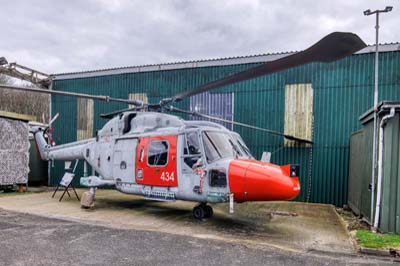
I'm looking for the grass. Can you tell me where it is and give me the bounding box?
[356,229,400,249]
[0,191,33,197]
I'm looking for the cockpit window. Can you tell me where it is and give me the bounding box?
[183,132,202,168]
[228,138,243,157]
[202,131,236,163]
[184,132,201,155]
[201,131,253,163]
[232,133,253,158]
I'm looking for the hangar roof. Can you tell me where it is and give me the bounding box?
[53,43,400,80]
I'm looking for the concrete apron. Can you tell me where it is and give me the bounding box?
[0,190,353,254]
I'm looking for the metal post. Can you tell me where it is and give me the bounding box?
[229,193,234,214]
[363,6,393,225]
[370,12,379,224]
[83,161,88,177]
[48,81,52,188]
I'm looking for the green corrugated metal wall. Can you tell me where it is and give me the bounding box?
[51,51,400,206]
[381,113,400,233]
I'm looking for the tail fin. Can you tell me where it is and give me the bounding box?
[31,126,49,161]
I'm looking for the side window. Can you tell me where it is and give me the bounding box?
[209,169,227,187]
[148,140,169,166]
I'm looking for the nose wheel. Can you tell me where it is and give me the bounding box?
[193,204,213,219]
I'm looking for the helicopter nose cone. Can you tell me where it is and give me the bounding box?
[228,159,300,202]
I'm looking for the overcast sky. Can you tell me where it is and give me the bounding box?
[1,0,399,74]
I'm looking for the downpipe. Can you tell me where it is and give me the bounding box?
[373,107,395,232]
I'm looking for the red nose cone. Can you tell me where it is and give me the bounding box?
[228,159,300,202]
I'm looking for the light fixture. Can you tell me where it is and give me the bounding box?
[0,57,8,66]
[385,6,393,12]
[363,9,371,16]
[364,6,393,16]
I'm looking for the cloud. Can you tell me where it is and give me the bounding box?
[0,0,398,74]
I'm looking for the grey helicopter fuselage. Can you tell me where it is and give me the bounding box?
[33,111,300,206]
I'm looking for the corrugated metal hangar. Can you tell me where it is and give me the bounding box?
[50,43,400,207]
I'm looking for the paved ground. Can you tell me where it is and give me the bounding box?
[0,209,398,266]
[0,189,353,254]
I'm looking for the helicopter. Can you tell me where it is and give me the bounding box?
[0,32,366,219]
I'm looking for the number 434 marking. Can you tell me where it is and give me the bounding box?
[160,172,175,182]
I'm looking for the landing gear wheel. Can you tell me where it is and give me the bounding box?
[204,205,213,218]
[193,205,205,220]
[193,204,213,219]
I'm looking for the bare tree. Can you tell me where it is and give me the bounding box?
[0,74,49,123]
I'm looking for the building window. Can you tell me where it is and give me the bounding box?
[128,93,148,109]
[77,98,94,141]
[148,140,169,166]
[284,83,313,146]
[190,92,234,130]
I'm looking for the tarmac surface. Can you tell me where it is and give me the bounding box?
[0,189,354,254]
[0,208,398,266]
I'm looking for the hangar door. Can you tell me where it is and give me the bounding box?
[190,92,234,130]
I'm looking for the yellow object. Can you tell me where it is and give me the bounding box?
[0,111,36,122]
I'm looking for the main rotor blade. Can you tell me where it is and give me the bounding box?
[168,32,366,103]
[99,104,161,119]
[166,106,312,144]
[0,84,144,106]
